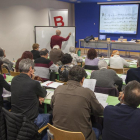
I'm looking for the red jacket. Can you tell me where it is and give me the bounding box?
[50,35,70,49]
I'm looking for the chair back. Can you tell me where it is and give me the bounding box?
[84,65,99,70]
[10,71,20,76]
[47,123,85,140]
[109,67,124,74]
[2,68,9,74]
[95,86,119,97]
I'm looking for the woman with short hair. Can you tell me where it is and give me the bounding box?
[85,48,99,66]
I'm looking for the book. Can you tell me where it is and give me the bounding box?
[41,81,64,88]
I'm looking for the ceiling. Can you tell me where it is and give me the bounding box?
[58,0,140,3]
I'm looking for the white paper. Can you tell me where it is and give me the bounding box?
[45,89,54,100]
[131,60,137,63]
[121,75,126,82]
[86,71,91,77]
[2,89,11,97]
[83,79,96,92]
[130,62,137,65]
[94,92,108,108]
[41,81,63,88]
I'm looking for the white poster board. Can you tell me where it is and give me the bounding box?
[35,26,75,53]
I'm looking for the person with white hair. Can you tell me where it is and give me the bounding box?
[69,46,83,65]
[49,45,64,64]
[50,30,71,49]
[90,60,122,91]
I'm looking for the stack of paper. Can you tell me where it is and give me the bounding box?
[41,81,63,88]
[95,92,108,108]
[45,89,54,100]
[83,79,96,92]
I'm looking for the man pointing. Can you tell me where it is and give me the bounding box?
[50,30,71,49]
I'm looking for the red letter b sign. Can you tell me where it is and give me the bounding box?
[54,16,64,26]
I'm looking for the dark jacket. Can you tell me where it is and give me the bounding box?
[51,80,104,140]
[49,48,64,64]
[1,107,40,140]
[31,50,40,60]
[90,68,122,88]
[0,74,11,106]
[125,67,140,84]
[11,73,46,121]
[102,103,140,140]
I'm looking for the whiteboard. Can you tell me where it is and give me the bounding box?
[99,4,139,34]
[35,26,75,53]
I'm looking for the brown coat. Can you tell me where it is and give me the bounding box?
[51,80,104,140]
[49,49,64,64]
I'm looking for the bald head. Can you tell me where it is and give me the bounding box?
[56,30,61,36]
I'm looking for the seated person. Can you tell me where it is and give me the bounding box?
[49,45,64,64]
[109,50,129,69]
[69,46,83,65]
[31,43,40,60]
[0,48,13,71]
[51,66,104,140]
[15,51,33,72]
[34,48,58,81]
[126,57,140,84]
[102,80,140,140]
[90,60,122,91]
[0,60,11,107]
[85,48,99,66]
[59,53,73,82]
[11,58,50,139]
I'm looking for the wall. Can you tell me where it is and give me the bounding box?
[75,3,140,47]
[0,0,74,60]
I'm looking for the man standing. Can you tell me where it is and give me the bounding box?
[50,30,71,49]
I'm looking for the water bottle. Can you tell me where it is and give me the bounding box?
[77,49,81,56]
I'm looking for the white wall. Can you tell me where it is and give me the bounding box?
[0,0,74,60]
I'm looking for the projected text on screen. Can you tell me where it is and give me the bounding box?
[99,4,139,34]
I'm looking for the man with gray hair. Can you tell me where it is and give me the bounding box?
[34,48,58,81]
[50,30,71,49]
[126,57,140,84]
[11,58,50,139]
[69,46,83,65]
[49,45,64,64]
[90,60,122,91]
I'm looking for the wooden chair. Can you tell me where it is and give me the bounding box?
[47,123,85,140]
[109,67,124,74]
[10,71,20,76]
[122,39,127,42]
[2,68,9,74]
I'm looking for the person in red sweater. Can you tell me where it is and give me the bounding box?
[50,30,71,49]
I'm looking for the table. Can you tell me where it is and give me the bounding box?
[5,75,14,82]
[79,39,140,57]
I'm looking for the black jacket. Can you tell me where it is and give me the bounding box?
[0,107,41,140]
[31,50,40,60]
[11,73,46,121]
[0,74,11,106]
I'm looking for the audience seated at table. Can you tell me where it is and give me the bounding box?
[51,66,104,140]
[109,50,129,69]
[59,53,73,82]
[11,58,50,140]
[125,57,140,84]
[102,80,140,140]
[49,45,64,64]
[90,60,122,92]
[15,51,33,72]
[31,43,40,60]
[0,60,11,107]
[69,46,83,65]
[85,48,99,66]
[0,48,13,71]
[34,48,58,81]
